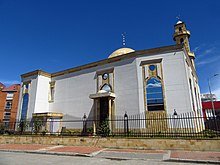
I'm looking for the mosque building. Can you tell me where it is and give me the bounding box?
[16,20,203,134]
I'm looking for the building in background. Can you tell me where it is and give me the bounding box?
[16,20,203,134]
[202,101,220,118]
[201,93,219,118]
[202,100,220,131]
[0,83,20,129]
[201,93,217,102]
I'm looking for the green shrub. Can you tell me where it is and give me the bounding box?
[97,120,110,137]
[33,119,43,134]
[17,120,28,133]
[86,127,93,134]
[202,129,218,138]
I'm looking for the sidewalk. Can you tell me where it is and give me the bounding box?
[0,144,219,164]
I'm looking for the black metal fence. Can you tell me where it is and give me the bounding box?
[0,112,219,138]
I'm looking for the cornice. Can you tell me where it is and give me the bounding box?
[21,44,184,79]
[51,44,184,77]
[182,47,198,80]
[21,70,51,79]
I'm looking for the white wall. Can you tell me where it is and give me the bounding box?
[162,51,192,115]
[16,84,24,121]
[20,49,199,123]
[34,75,50,113]
[50,57,140,119]
[136,51,193,115]
[113,58,140,116]
[50,69,97,120]
[184,60,203,116]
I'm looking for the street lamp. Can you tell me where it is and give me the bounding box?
[82,113,87,134]
[124,112,129,135]
[208,74,219,117]
[173,109,178,135]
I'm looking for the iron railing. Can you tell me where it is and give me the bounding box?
[0,112,219,138]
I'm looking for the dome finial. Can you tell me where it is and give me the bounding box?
[176,15,180,21]
[122,32,126,47]
[108,32,134,58]
[176,15,182,24]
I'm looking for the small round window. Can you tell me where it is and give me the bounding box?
[149,65,156,71]
[102,73,108,80]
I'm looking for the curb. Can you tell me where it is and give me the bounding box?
[0,149,92,157]
[164,158,220,164]
[88,148,108,157]
[1,149,220,164]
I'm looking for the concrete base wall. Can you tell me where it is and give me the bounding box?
[0,136,219,152]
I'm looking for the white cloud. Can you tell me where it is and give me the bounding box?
[196,48,215,59]
[196,56,220,66]
[0,80,20,86]
[147,82,162,88]
[213,87,220,101]
[194,43,220,67]
[211,76,220,101]
[193,46,200,52]
[204,48,215,54]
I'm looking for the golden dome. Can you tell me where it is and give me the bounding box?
[108,47,135,58]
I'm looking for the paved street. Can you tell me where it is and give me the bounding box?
[0,152,207,165]
[0,144,219,164]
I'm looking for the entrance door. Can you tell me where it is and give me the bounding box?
[100,97,109,124]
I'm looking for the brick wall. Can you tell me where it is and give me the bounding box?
[0,84,20,129]
[0,91,7,122]
[10,87,20,124]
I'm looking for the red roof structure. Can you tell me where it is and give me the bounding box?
[202,101,220,120]
[0,83,20,91]
[202,101,220,110]
[0,82,6,88]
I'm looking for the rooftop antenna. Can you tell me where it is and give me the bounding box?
[122,32,126,47]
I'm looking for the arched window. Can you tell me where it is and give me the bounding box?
[180,38,184,43]
[146,77,164,111]
[101,84,112,92]
[21,93,29,120]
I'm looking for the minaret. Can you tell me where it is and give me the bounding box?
[173,20,195,67]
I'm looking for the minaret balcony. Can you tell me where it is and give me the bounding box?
[173,30,191,40]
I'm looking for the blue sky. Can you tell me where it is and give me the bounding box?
[0,0,220,99]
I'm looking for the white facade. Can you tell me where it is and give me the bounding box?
[16,22,204,133]
[16,46,202,121]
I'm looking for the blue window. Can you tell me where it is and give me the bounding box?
[146,77,164,111]
[149,65,156,71]
[21,93,29,120]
